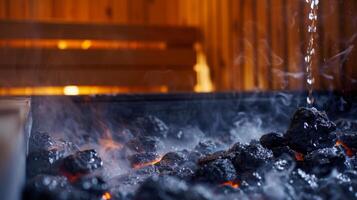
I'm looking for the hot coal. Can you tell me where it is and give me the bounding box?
[60,149,103,176]
[285,107,337,154]
[26,149,64,179]
[126,136,162,153]
[29,131,55,152]
[155,151,187,171]
[339,132,357,151]
[194,158,236,183]
[259,132,286,149]
[270,146,296,158]
[128,152,161,168]
[229,141,273,173]
[303,147,346,177]
[25,104,357,200]
[198,151,229,165]
[194,140,224,155]
[131,115,169,138]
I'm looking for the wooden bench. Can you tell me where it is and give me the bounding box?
[0,20,200,92]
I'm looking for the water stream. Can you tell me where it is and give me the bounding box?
[305,0,319,106]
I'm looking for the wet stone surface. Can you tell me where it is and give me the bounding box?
[60,149,103,175]
[285,107,337,154]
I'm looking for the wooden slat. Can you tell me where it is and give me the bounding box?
[0,48,196,67]
[0,69,196,88]
[256,0,269,90]
[242,0,255,90]
[0,20,200,43]
[287,0,303,90]
[271,0,285,90]
[320,0,341,90]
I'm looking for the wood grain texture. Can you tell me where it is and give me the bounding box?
[0,0,355,91]
[0,48,196,67]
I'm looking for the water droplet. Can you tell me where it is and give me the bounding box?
[304,122,309,129]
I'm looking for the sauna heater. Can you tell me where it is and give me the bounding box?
[3,92,355,200]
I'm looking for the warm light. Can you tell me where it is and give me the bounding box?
[336,140,354,157]
[57,40,68,50]
[0,86,168,96]
[220,181,240,189]
[194,43,214,92]
[99,139,123,151]
[294,152,304,161]
[63,86,79,95]
[102,192,111,200]
[81,40,92,49]
[133,156,162,169]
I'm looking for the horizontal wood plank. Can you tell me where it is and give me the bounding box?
[0,69,196,88]
[0,20,200,43]
[0,48,196,67]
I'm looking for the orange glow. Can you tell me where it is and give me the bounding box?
[81,40,92,49]
[63,85,79,95]
[57,40,68,50]
[0,86,168,96]
[0,39,166,50]
[133,156,163,169]
[294,152,304,161]
[102,192,111,200]
[336,140,354,157]
[220,181,240,189]
[99,139,123,151]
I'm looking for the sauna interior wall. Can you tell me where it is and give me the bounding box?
[0,0,356,91]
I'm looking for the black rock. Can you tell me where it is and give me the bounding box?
[229,141,273,173]
[29,131,55,152]
[128,152,160,169]
[155,151,187,172]
[167,162,197,181]
[195,158,237,183]
[285,107,337,154]
[303,147,346,177]
[132,115,169,138]
[198,151,228,165]
[61,149,103,175]
[126,136,162,153]
[270,146,295,158]
[26,149,64,179]
[22,175,73,200]
[259,132,287,149]
[194,140,224,155]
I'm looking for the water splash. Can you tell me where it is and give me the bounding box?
[305,0,319,106]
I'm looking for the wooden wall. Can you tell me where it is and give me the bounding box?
[0,0,356,91]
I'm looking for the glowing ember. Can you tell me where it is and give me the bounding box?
[63,85,79,95]
[60,169,84,183]
[57,40,68,50]
[220,181,240,189]
[102,192,111,200]
[133,156,163,169]
[99,139,123,151]
[336,140,354,157]
[0,86,168,96]
[295,152,305,161]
